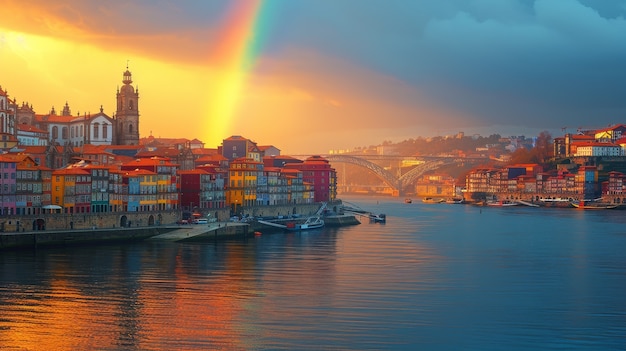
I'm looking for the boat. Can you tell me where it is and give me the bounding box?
[370,213,386,223]
[445,198,464,204]
[422,197,444,204]
[486,200,519,207]
[570,200,618,210]
[285,216,325,231]
[257,203,327,231]
[538,198,575,208]
[404,198,412,204]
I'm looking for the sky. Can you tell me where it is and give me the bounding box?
[1,0,625,154]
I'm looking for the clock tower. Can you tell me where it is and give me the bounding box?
[115,66,140,145]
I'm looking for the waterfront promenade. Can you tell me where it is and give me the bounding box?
[0,213,360,250]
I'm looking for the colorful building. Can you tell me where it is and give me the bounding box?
[124,169,157,212]
[5,154,43,215]
[51,167,91,213]
[227,157,263,214]
[283,156,337,203]
[0,154,17,215]
[121,157,179,211]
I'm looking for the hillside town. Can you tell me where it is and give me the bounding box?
[0,68,337,227]
[411,126,626,205]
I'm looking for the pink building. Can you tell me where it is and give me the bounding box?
[0,155,17,215]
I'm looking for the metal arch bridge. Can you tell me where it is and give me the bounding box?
[322,155,485,195]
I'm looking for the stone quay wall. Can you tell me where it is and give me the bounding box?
[0,226,177,250]
[0,202,340,233]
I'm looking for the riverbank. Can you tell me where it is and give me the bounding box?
[0,213,361,250]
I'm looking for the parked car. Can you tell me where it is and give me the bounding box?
[194,218,208,224]
[176,219,190,225]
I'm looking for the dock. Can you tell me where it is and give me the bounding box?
[149,222,249,242]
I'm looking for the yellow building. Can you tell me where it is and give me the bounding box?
[51,168,91,213]
[227,157,263,215]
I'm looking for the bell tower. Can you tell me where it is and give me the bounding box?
[115,65,140,145]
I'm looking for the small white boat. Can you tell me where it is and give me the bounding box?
[369,213,386,223]
[285,216,325,231]
[258,216,325,231]
[445,198,464,204]
[486,200,519,207]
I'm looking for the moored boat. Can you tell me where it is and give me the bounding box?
[285,216,325,230]
[538,198,575,208]
[422,197,444,204]
[570,200,618,210]
[445,198,464,204]
[405,198,412,204]
[486,200,519,207]
[370,213,386,223]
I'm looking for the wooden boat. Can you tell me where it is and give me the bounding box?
[422,197,444,204]
[570,200,618,210]
[538,198,574,208]
[404,198,412,204]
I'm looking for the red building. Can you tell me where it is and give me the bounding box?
[283,156,337,203]
[178,169,207,211]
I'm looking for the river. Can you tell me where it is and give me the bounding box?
[1,196,626,350]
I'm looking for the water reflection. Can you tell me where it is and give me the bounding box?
[1,198,626,350]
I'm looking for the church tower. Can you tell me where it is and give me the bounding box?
[115,65,140,145]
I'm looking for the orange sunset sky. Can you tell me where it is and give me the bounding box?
[1,1,625,154]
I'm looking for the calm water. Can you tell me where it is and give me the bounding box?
[2,196,626,350]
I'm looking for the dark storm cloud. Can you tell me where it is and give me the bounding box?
[261,0,626,132]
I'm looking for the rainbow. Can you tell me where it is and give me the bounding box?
[204,0,272,146]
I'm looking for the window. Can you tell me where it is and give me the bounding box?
[103,124,108,139]
[52,126,58,139]
[93,123,99,138]
[62,127,68,139]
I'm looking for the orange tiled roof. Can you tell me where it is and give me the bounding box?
[178,169,210,175]
[16,124,48,133]
[53,168,90,175]
[123,169,157,176]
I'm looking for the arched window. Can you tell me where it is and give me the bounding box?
[52,126,58,139]
[80,125,84,137]
[103,124,108,139]
[129,124,133,133]
[62,127,68,139]
[129,100,134,110]
[71,126,74,138]
[94,123,99,138]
